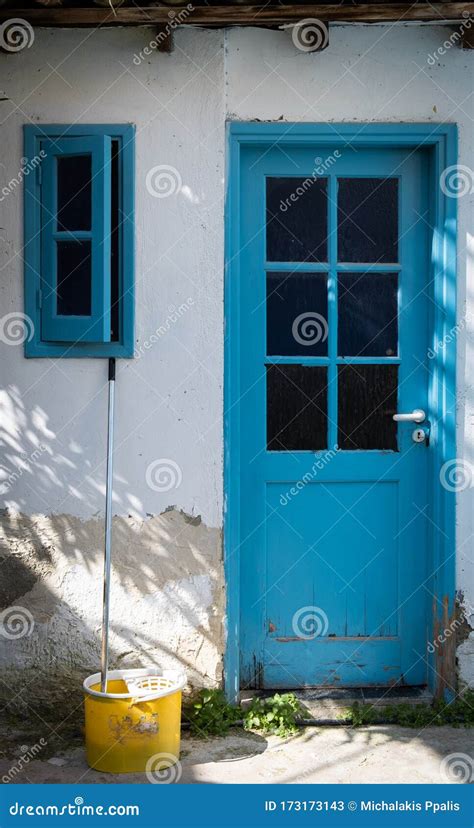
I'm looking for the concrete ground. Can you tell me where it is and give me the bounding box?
[1,726,472,785]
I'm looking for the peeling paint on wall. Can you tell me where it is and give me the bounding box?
[0,509,225,712]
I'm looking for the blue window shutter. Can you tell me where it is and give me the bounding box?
[40,136,112,343]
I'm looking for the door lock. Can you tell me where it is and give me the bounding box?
[412,425,430,445]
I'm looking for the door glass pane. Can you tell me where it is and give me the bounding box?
[56,240,92,316]
[57,154,92,232]
[267,271,328,356]
[338,364,398,450]
[110,140,120,341]
[338,178,398,263]
[267,364,327,451]
[338,272,398,356]
[266,177,328,262]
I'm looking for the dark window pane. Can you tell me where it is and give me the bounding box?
[56,240,92,316]
[338,272,398,357]
[338,178,398,263]
[266,177,327,262]
[267,364,327,451]
[57,154,92,232]
[110,140,120,341]
[267,272,328,356]
[338,365,398,450]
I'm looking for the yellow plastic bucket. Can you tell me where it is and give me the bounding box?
[83,668,186,774]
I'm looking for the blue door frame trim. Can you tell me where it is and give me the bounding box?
[224,122,457,702]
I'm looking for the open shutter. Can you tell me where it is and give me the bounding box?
[40,136,111,343]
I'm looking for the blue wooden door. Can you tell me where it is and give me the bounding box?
[237,143,431,688]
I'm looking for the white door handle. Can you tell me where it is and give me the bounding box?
[393,409,426,424]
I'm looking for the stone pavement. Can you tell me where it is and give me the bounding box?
[1,726,472,785]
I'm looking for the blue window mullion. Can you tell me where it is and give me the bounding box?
[265,356,330,366]
[264,261,329,272]
[328,175,338,450]
[40,147,59,339]
[92,135,112,343]
[336,262,401,272]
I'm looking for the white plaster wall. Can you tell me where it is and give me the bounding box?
[0,23,472,697]
[0,26,225,528]
[0,26,227,704]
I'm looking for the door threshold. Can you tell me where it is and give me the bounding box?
[240,686,433,720]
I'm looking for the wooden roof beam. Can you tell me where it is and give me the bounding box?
[0,4,473,28]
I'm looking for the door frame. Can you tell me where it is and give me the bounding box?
[224,122,458,701]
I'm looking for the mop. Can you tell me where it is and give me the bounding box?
[100,357,115,693]
[82,358,185,772]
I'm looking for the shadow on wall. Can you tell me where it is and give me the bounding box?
[0,511,224,710]
[0,377,225,719]
[0,508,225,718]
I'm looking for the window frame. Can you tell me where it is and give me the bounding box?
[24,123,135,358]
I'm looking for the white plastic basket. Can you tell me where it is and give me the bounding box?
[83,668,186,700]
[125,674,185,702]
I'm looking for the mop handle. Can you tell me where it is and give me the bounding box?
[100,358,116,694]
